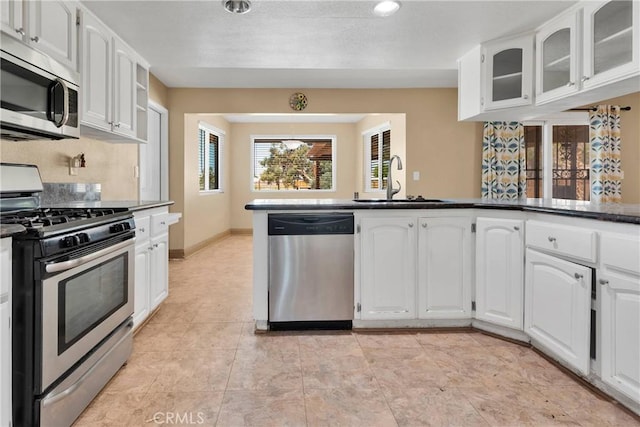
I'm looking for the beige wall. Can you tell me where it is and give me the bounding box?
[0,136,138,200]
[149,73,169,108]
[599,92,640,203]
[167,88,481,253]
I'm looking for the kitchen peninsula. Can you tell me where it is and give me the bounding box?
[246,198,640,415]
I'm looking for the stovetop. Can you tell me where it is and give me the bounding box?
[1,207,129,230]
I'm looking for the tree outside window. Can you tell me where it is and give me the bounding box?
[253,138,334,191]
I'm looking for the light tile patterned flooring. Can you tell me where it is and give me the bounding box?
[75,235,640,427]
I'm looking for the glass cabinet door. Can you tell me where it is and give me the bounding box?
[583,0,638,88]
[483,34,534,110]
[535,12,578,104]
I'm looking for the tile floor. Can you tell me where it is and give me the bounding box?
[74,235,640,427]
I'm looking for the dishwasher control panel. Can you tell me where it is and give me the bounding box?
[268,213,354,235]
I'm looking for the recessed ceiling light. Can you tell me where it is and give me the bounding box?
[223,0,252,14]
[373,0,400,17]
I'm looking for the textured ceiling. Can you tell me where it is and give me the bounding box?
[82,0,577,88]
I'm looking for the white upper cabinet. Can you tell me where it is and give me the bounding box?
[1,0,77,70]
[360,216,417,320]
[1,0,24,41]
[78,5,149,142]
[417,217,472,319]
[582,0,639,89]
[112,38,136,139]
[482,33,534,110]
[81,11,111,132]
[475,218,524,330]
[27,0,77,70]
[536,10,580,104]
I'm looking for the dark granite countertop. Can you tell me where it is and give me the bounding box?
[43,200,174,212]
[244,198,640,225]
[0,224,26,238]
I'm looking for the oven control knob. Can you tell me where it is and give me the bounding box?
[110,223,126,233]
[77,233,90,244]
[62,235,80,248]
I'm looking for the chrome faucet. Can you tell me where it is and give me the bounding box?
[386,155,403,200]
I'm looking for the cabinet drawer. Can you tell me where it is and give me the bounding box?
[151,213,169,236]
[526,220,596,263]
[601,233,640,275]
[134,216,150,241]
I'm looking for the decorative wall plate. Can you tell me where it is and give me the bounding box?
[289,92,308,111]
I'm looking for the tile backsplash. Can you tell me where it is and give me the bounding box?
[42,183,101,205]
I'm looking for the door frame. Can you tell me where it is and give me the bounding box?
[139,101,169,200]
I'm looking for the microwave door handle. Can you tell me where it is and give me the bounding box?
[48,78,70,128]
[45,239,134,274]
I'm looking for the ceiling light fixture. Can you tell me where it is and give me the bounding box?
[373,0,400,17]
[223,0,252,14]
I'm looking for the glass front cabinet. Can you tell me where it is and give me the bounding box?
[536,11,580,104]
[582,0,639,89]
[482,34,534,110]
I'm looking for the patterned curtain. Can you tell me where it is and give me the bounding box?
[590,105,622,203]
[481,121,527,200]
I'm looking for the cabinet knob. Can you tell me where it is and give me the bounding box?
[548,236,556,242]
[139,227,145,232]
[154,243,159,248]
[513,226,520,231]
[114,123,121,128]
[581,76,590,82]
[566,81,575,87]
[599,279,609,286]
[421,223,427,228]
[160,221,166,225]
[15,27,25,36]
[30,36,39,43]
[523,94,529,100]
[148,246,153,251]
[408,223,414,228]
[574,273,583,279]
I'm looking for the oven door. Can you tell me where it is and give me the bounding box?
[39,238,134,392]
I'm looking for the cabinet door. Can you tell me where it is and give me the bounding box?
[81,11,112,131]
[483,34,534,110]
[113,38,137,138]
[525,249,591,374]
[360,217,416,320]
[417,217,471,319]
[133,243,151,329]
[476,218,524,330]
[600,270,640,403]
[582,0,639,89]
[0,303,10,427]
[536,11,580,104]
[1,0,24,40]
[27,0,77,70]
[149,233,168,311]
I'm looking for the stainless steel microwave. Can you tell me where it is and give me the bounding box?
[1,33,80,141]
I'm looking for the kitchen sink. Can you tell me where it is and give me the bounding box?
[353,198,446,203]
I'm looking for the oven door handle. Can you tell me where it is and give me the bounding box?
[45,239,134,274]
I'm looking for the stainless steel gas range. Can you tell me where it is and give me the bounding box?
[0,163,135,427]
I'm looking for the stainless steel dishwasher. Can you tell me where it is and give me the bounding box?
[268,213,354,329]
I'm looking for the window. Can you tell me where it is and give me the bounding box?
[523,114,589,200]
[252,136,335,191]
[198,124,223,191]
[364,126,391,191]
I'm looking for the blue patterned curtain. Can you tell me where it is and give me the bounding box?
[590,105,622,203]
[481,122,527,200]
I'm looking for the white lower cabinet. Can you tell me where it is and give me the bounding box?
[417,217,472,319]
[600,232,640,403]
[1,238,12,427]
[525,248,592,374]
[475,217,524,329]
[360,217,417,320]
[133,207,170,329]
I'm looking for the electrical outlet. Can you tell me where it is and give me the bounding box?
[412,171,420,181]
[134,165,139,178]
